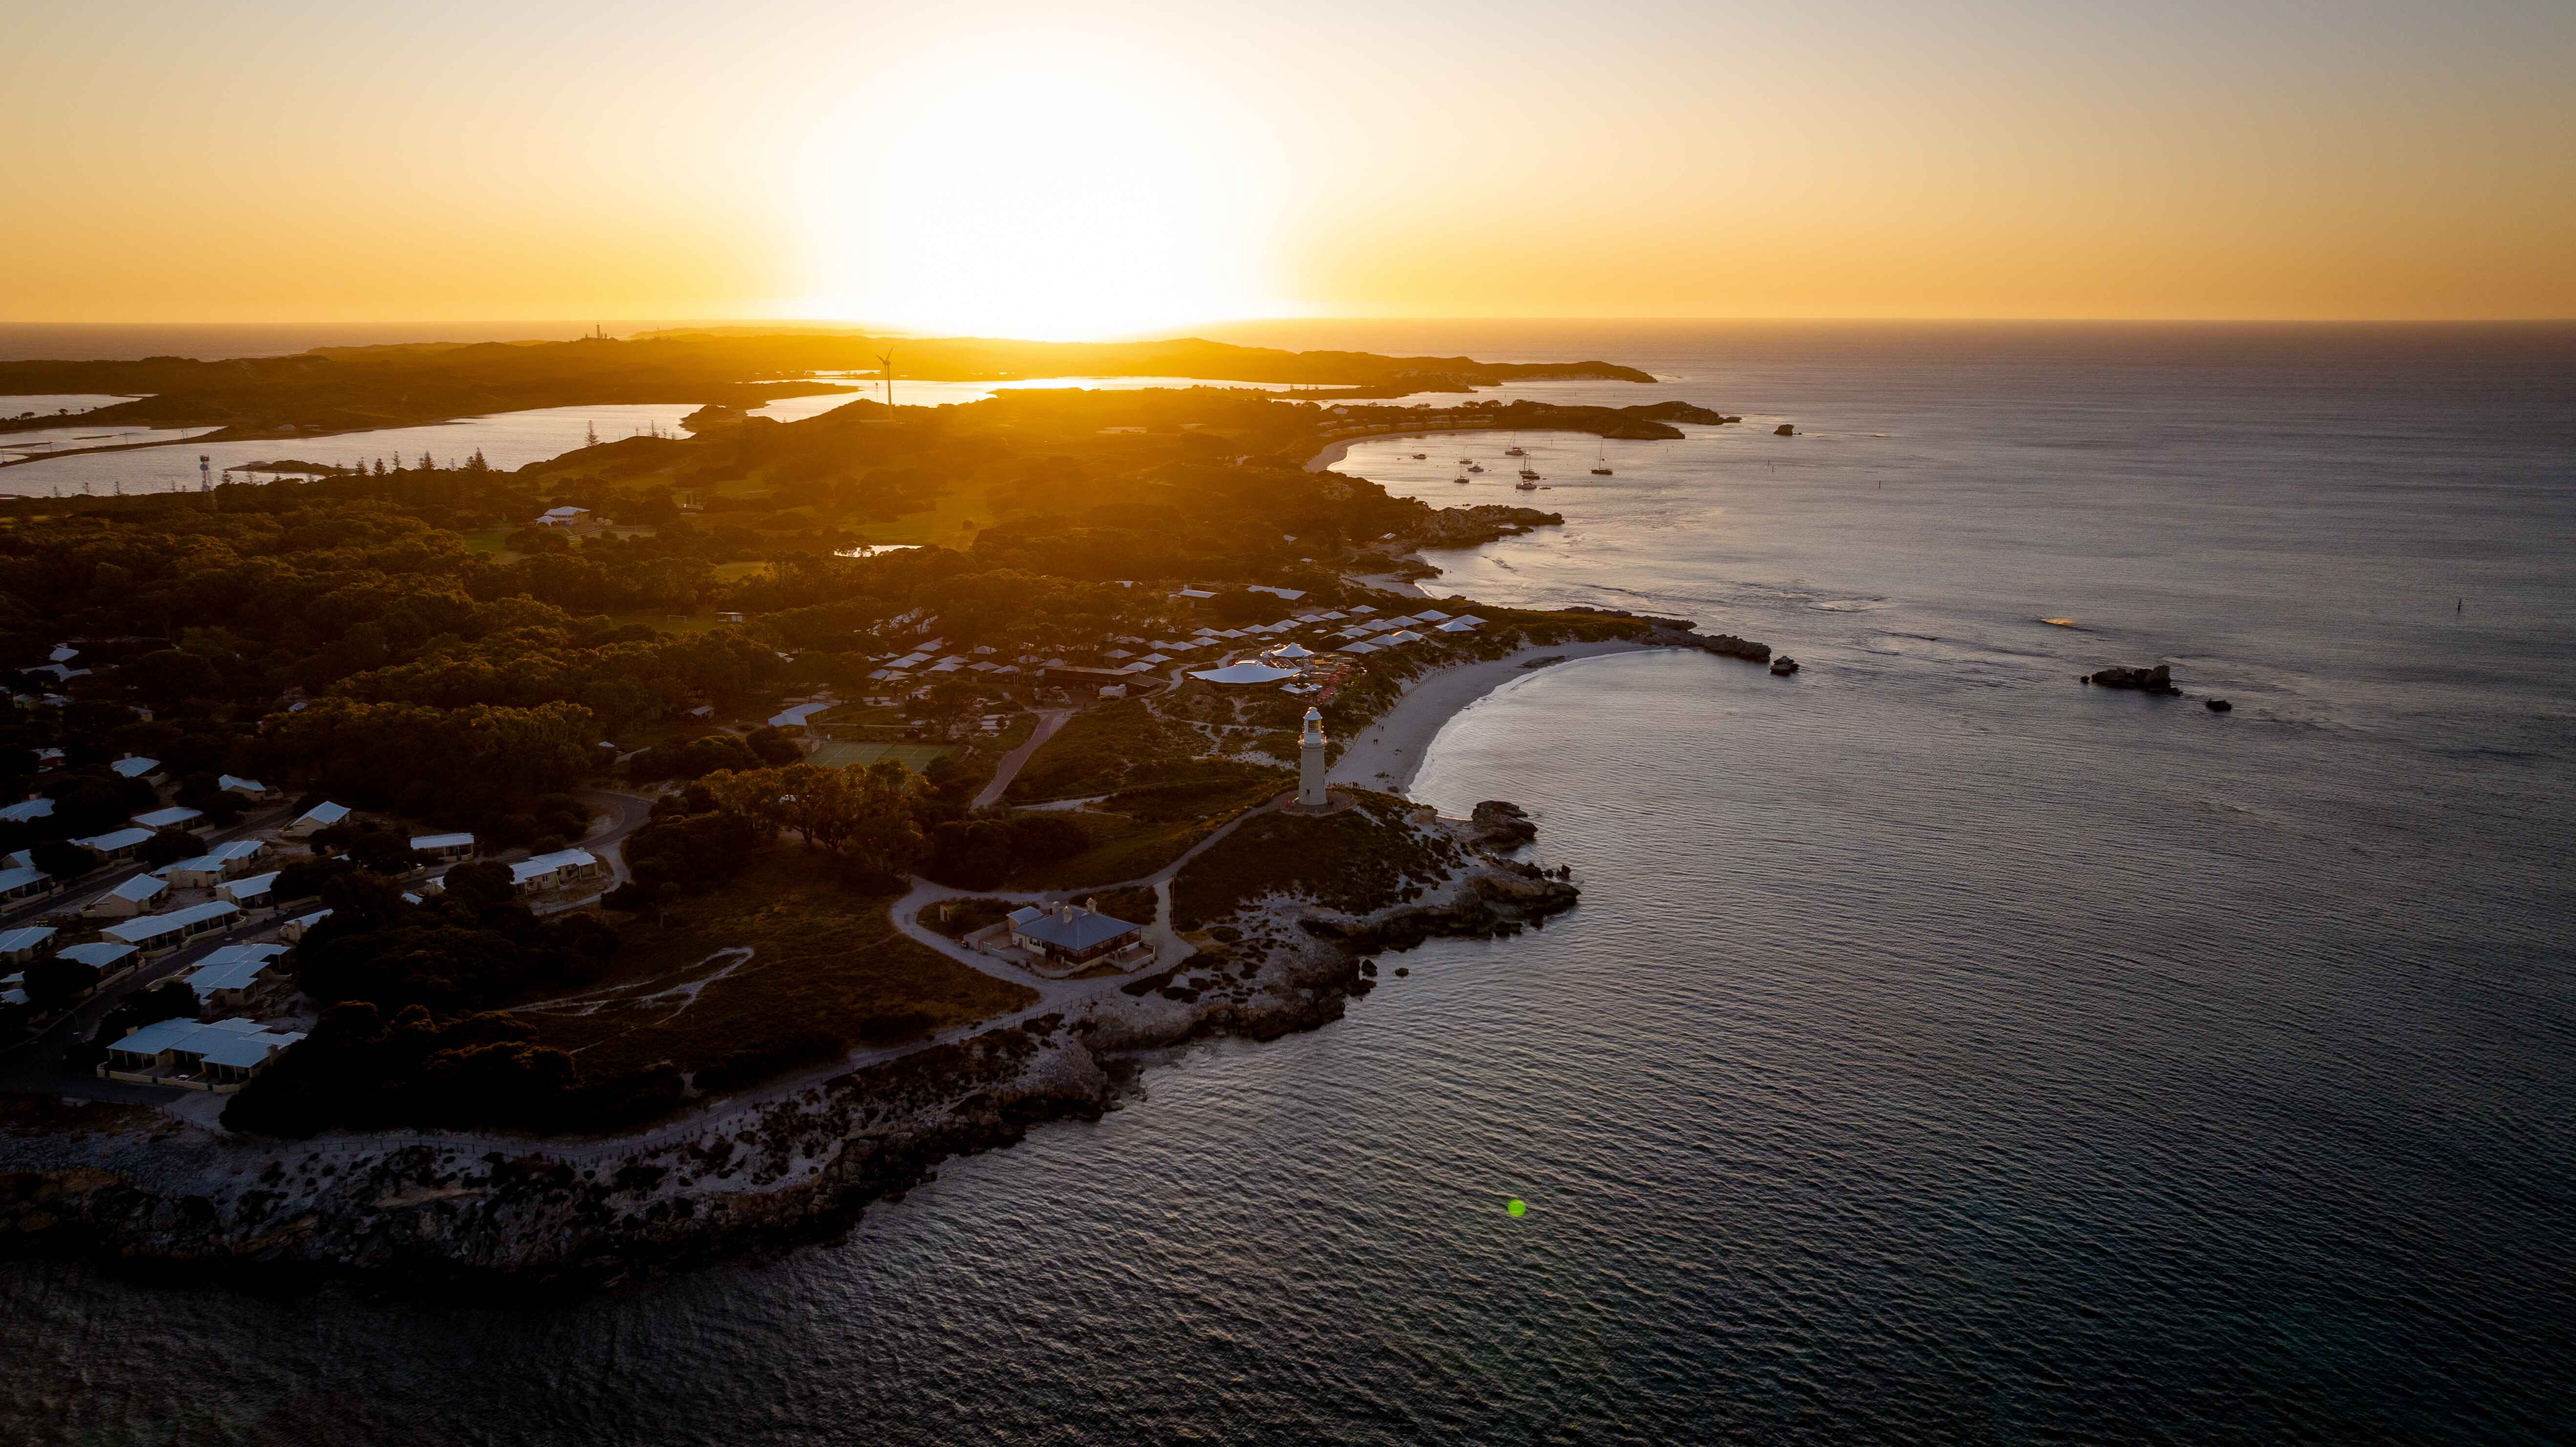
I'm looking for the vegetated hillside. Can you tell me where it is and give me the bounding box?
[0,330,1653,439]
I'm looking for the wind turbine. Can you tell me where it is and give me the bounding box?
[877,351,896,414]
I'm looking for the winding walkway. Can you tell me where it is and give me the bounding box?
[971,709,1071,810]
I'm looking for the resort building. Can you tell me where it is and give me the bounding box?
[98,1018,305,1092]
[0,865,50,902]
[282,802,350,838]
[219,775,276,801]
[215,872,279,908]
[0,797,54,825]
[0,926,56,963]
[74,826,155,861]
[768,701,836,737]
[1006,900,1145,965]
[279,908,332,942]
[131,806,204,832]
[510,848,604,893]
[109,756,162,781]
[160,839,267,888]
[410,832,476,862]
[185,943,292,1009]
[88,873,170,917]
[101,900,241,955]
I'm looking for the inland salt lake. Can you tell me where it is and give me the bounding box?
[3,322,2572,1445]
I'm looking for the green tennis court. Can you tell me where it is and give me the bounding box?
[810,740,956,772]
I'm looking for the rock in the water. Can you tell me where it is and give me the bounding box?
[1774,424,1795,436]
[2088,663,2181,695]
[1769,656,1800,676]
[2206,698,2233,712]
[1468,800,1539,849]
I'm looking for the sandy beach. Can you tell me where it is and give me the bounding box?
[1328,638,1662,794]
[1304,437,1362,472]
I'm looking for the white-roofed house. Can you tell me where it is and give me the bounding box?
[218,774,276,801]
[0,797,53,825]
[56,940,140,990]
[768,701,835,738]
[159,840,266,889]
[185,943,292,1009]
[279,908,333,943]
[410,832,476,862]
[87,872,169,917]
[1188,661,1301,686]
[534,505,592,529]
[510,848,604,893]
[101,900,241,955]
[1436,616,1484,633]
[99,1018,304,1091]
[0,865,49,902]
[74,826,155,861]
[216,871,279,908]
[0,926,56,963]
[132,806,204,832]
[282,801,350,838]
[1380,630,1427,646]
[109,756,163,781]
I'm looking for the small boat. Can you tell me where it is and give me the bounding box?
[1411,452,1427,460]
[1453,475,1471,485]
[1458,457,1474,465]
[1503,445,1527,457]
[1467,464,1484,473]
[1590,467,1613,476]
[1515,480,1538,491]
[1518,467,1541,481]
[1590,440,1612,475]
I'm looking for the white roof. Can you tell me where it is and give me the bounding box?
[209,839,264,865]
[109,756,160,778]
[769,702,835,727]
[510,848,600,886]
[1189,661,1300,685]
[540,506,589,519]
[76,827,154,853]
[410,832,475,850]
[1246,584,1306,600]
[1381,630,1427,644]
[295,802,350,827]
[105,874,169,905]
[1265,643,1315,659]
[0,865,46,893]
[0,926,56,953]
[1436,616,1483,632]
[286,908,332,931]
[0,798,53,824]
[217,871,279,900]
[1342,641,1381,655]
[1412,610,1452,622]
[58,940,137,968]
[186,943,290,997]
[1174,587,1216,599]
[196,1030,305,1068]
[218,774,267,793]
[101,900,240,943]
[132,806,203,829]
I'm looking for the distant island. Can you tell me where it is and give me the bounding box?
[0,331,1655,462]
[0,359,1766,1292]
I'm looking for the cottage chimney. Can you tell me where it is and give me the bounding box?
[1057,900,1073,924]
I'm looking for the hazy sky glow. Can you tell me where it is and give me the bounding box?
[6,0,2572,330]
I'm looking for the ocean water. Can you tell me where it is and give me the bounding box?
[4,323,2572,1445]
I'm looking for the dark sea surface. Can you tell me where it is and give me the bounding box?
[5,323,2572,1445]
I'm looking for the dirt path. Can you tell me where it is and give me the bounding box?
[972,709,1071,810]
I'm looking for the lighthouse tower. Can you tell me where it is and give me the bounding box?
[1298,707,1330,809]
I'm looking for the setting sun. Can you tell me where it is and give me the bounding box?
[795,39,1287,339]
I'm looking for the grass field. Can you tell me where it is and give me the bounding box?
[512,852,1035,1091]
[811,740,956,771]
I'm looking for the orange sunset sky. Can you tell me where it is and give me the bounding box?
[6,0,2572,337]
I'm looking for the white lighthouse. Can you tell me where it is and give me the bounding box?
[1298,706,1329,809]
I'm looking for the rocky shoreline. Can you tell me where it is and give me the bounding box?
[0,813,1578,1298]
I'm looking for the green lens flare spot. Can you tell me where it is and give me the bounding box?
[1505,1198,1527,1217]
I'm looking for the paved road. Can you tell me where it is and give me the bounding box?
[970,709,1070,810]
[1,801,294,928]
